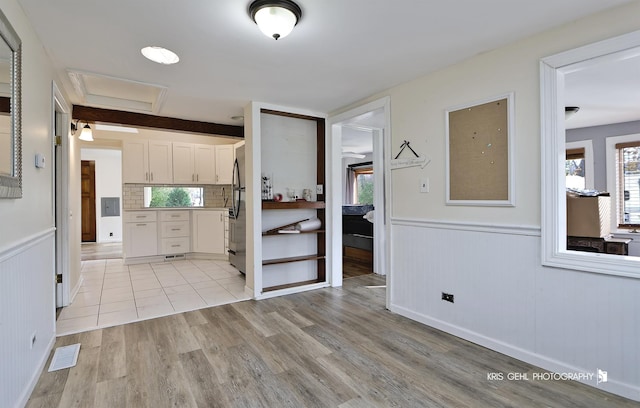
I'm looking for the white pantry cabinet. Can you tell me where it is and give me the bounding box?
[192,210,226,254]
[123,140,173,184]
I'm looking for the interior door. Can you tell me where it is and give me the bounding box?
[81,160,96,242]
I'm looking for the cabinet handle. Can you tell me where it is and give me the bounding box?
[216,174,219,182]
[136,215,145,218]
[171,228,180,231]
[220,213,223,222]
[171,244,180,247]
[171,214,180,217]
[136,223,147,227]
[145,172,149,181]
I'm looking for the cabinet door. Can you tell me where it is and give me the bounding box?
[172,142,195,184]
[215,145,234,184]
[194,144,216,184]
[192,210,225,254]
[149,141,173,184]
[124,222,158,258]
[122,140,149,183]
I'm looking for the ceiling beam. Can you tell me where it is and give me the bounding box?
[72,105,244,138]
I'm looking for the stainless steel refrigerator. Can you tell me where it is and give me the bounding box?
[228,144,245,274]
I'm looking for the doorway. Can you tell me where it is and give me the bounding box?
[81,160,96,242]
[329,97,391,307]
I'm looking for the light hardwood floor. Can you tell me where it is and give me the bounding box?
[29,275,636,407]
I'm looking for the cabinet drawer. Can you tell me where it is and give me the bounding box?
[160,221,190,238]
[160,210,190,222]
[124,211,157,222]
[160,237,190,255]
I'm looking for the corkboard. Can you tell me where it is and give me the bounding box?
[446,95,512,205]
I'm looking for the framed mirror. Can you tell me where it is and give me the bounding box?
[0,8,21,198]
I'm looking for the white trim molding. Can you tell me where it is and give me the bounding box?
[540,30,640,279]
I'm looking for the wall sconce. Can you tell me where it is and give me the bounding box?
[249,0,302,40]
[71,120,94,142]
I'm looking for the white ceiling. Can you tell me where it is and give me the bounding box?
[16,0,635,128]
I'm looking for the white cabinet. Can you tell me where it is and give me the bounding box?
[192,210,226,254]
[172,142,195,184]
[215,145,234,184]
[159,210,190,255]
[172,143,224,184]
[194,144,217,184]
[123,140,173,184]
[123,211,158,258]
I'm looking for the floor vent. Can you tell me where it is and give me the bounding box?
[48,343,81,372]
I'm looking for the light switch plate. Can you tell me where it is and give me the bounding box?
[420,178,429,193]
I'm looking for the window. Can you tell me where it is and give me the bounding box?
[143,187,204,208]
[565,147,585,190]
[616,141,640,227]
[354,167,373,205]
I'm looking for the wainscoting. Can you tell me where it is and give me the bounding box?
[0,229,56,408]
[389,218,640,402]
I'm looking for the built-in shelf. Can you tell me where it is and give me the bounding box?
[262,201,326,210]
[263,229,325,236]
[262,254,325,266]
[263,279,323,293]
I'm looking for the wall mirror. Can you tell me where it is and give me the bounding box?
[541,30,640,278]
[0,8,21,198]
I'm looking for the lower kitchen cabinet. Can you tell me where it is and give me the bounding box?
[123,211,158,258]
[192,210,226,254]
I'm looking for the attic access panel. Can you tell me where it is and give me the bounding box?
[445,93,515,206]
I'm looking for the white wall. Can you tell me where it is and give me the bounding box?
[0,0,59,407]
[81,148,123,242]
[399,4,640,402]
[332,1,640,402]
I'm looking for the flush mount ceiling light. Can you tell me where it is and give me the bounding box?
[249,0,302,40]
[141,46,180,65]
[71,120,94,142]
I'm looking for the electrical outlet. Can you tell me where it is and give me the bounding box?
[420,178,429,193]
[316,184,323,195]
[442,292,454,303]
[109,232,113,237]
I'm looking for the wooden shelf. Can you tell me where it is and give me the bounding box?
[263,279,323,293]
[263,229,325,236]
[262,201,325,210]
[262,254,325,266]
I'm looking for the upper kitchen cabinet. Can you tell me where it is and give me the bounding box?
[194,144,217,184]
[215,145,234,184]
[173,143,231,185]
[123,140,173,184]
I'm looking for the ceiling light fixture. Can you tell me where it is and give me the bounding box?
[249,0,302,40]
[71,120,94,142]
[141,46,180,65]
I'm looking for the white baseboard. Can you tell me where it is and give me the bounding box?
[390,303,640,402]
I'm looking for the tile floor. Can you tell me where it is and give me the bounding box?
[57,258,249,335]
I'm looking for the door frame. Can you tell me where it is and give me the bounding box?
[53,81,71,307]
[328,97,391,307]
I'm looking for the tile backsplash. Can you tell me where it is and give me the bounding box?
[123,184,232,210]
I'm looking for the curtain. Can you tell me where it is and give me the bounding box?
[345,167,355,204]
